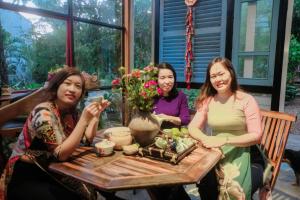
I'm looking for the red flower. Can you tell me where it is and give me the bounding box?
[131,70,141,78]
[111,78,120,85]
[113,64,159,112]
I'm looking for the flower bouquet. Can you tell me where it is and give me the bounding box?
[112,64,163,146]
[112,64,162,112]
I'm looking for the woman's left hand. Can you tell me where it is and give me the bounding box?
[201,136,226,148]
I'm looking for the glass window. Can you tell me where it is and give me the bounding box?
[237,56,268,79]
[133,0,153,68]
[73,0,122,25]
[74,22,122,87]
[2,0,68,14]
[239,1,273,51]
[0,9,66,89]
[232,0,278,85]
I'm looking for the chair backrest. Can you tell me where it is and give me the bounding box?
[0,88,48,129]
[259,109,297,189]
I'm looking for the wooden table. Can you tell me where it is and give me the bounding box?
[49,134,222,191]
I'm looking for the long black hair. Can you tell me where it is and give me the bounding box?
[157,62,178,98]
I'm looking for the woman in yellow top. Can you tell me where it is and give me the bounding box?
[188,57,263,200]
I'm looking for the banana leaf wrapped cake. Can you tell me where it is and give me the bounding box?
[137,127,197,164]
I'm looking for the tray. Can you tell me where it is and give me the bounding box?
[137,139,197,164]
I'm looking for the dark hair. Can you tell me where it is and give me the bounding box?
[157,62,178,98]
[195,57,239,108]
[46,67,86,103]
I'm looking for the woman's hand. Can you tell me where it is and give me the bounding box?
[201,136,227,148]
[156,113,170,121]
[156,113,181,125]
[81,102,101,123]
[82,99,110,122]
[98,99,110,113]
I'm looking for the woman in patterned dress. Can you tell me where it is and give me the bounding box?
[188,57,264,200]
[0,68,113,200]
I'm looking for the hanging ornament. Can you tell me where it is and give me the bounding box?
[184,0,197,90]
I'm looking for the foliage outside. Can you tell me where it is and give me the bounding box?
[111,65,162,112]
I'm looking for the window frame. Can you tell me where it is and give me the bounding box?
[231,0,280,86]
[0,0,124,84]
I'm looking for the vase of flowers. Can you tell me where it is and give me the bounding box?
[112,64,163,146]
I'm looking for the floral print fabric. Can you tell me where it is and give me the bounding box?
[0,101,81,199]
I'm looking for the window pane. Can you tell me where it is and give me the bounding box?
[83,89,122,128]
[0,9,66,89]
[239,0,273,51]
[74,22,122,87]
[73,0,122,25]
[2,0,68,14]
[237,56,268,79]
[133,0,152,68]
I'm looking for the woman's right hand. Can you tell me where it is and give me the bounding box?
[81,102,102,124]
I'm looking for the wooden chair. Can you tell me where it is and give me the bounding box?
[259,109,297,190]
[0,87,47,173]
[0,88,47,137]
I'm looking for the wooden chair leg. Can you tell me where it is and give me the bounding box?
[259,184,272,200]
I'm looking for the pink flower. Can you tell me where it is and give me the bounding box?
[144,82,150,88]
[113,64,159,112]
[148,80,157,86]
[144,65,158,72]
[157,87,163,96]
[111,78,120,85]
[144,80,157,89]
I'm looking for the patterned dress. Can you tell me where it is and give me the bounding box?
[198,92,261,200]
[0,101,94,200]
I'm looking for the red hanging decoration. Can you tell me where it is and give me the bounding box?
[184,0,197,90]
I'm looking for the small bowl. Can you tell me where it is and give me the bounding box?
[95,139,115,156]
[122,144,139,155]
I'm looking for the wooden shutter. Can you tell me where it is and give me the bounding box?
[159,0,226,83]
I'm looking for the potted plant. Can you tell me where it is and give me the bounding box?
[112,64,163,146]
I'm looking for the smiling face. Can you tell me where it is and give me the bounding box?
[209,62,232,95]
[158,68,175,96]
[56,75,83,108]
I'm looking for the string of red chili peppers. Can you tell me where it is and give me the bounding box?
[184,0,197,89]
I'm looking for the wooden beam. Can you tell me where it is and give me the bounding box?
[123,0,133,126]
[123,0,132,72]
[272,0,288,111]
